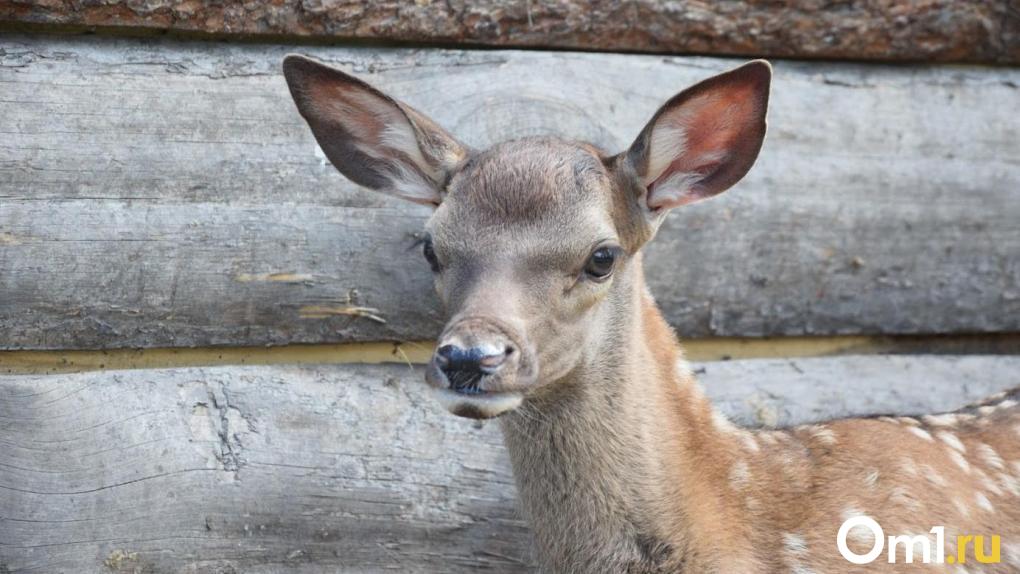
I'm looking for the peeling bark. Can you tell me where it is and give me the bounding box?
[0,0,1017,64]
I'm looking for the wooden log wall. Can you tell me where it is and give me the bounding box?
[1,0,1017,64]
[1,35,1018,350]
[2,356,1018,573]
[1,8,1018,573]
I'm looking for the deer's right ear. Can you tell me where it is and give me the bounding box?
[618,60,771,216]
[283,55,468,206]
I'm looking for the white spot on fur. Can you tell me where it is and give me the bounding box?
[898,417,921,427]
[864,469,880,488]
[738,433,759,453]
[729,460,751,490]
[978,470,1003,496]
[810,427,837,445]
[976,443,1005,471]
[999,399,1017,410]
[782,532,817,574]
[783,532,808,556]
[936,431,966,453]
[952,498,971,518]
[949,450,971,474]
[923,413,959,427]
[997,472,1020,496]
[921,465,948,488]
[1005,542,1020,568]
[978,405,996,416]
[975,492,994,512]
[878,416,900,425]
[907,427,934,442]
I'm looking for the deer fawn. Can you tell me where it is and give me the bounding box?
[283,55,1020,573]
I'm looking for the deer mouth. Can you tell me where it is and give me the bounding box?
[425,361,525,418]
[445,369,487,394]
[430,387,525,419]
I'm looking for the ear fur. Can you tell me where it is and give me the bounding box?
[621,60,771,213]
[283,54,468,206]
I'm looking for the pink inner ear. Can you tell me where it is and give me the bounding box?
[307,79,435,184]
[309,81,387,144]
[650,84,760,205]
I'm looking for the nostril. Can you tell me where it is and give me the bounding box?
[435,344,455,367]
[477,350,507,369]
[434,343,509,388]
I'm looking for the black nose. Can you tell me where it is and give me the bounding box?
[435,345,508,392]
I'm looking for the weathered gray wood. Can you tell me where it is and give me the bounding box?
[1,36,1019,349]
[1,356,1017,573]
[1,0,1016,64]
[704,356,1020,428]
[0,364,533,574]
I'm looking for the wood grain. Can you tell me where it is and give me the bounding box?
[0,0,1016,64]
[1,36,1019,350]
[2,356,1018,572]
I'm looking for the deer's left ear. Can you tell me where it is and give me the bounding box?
[283,54,468,206]
[620,60,771,213]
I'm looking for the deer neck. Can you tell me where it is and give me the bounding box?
[499,256,756,573]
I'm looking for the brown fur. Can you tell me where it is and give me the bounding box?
[283,55,1020,573]
[505,274,1020,572]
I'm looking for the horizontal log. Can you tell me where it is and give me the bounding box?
[0,1,1017,65]
[5,333,1020,376]
[1,356,1018,572]
[1,36,1019,349]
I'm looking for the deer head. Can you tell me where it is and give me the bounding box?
[283,55,770,420]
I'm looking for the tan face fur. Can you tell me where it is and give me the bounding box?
[283,55,771,419]
[425,140,637,417]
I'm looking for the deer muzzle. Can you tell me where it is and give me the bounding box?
[425,316,534,419]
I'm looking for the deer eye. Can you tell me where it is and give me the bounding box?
[584,247,618,280]
[422,237,441,272]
